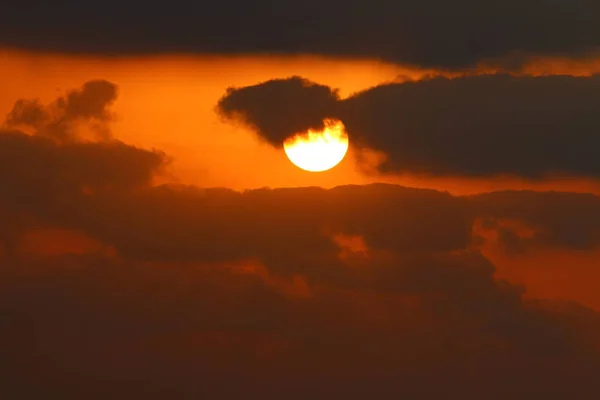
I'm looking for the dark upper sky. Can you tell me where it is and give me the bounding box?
[2,0,600,68]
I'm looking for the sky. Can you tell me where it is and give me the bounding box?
[2,2,600,398]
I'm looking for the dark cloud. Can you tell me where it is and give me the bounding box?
[0,130,166,257]
[0,80,156,195]
[217,77,339,145]
[2,0,600,69]
[4,79,118,142]
[472,190,600,250]
[59,80,118,121]
[2,249,600,398]
[1,120,599,268]
[218,74,600,178]
[2,81,599,263]
[4,99,50,130]
[0,131,165,194]
[3,81,600,398]
[0,81,164,254]
[0,138,473,266]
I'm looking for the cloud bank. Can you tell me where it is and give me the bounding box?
[1,81,600,398]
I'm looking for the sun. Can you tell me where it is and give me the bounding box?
[283,119,349,172]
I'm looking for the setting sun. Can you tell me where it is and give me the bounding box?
[283,119,349,172]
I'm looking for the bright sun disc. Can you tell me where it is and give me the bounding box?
[283,119,349,172]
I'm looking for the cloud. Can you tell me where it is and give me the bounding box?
[2,250,600,398]
[1,123,599,269]
[2,82,599,264]
[217,77,339,145]
[3,80,600,398]
[218,74,600,179]
[472,191,600,251]
[4,79,118,142]
[2,0,600,69]
[0,80,165,255]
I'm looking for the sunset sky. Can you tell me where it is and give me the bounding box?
[2,1,600,398]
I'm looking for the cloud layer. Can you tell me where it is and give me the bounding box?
[2,0,600,69]
[218,74,600,178]
[2,81,600,397]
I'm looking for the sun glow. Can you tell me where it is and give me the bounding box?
[283,119,349,172]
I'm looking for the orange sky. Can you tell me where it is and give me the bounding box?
[3,48,600,195]
[0,49,407,190]
[3,48,600,311]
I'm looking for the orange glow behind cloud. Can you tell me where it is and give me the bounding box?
[2,49,600,196]
[0,49,411,190]
[2,47,600,313]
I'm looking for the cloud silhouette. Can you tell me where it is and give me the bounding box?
[2,0,600,69]
[217,77,339,145]
[218,74,600,178]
